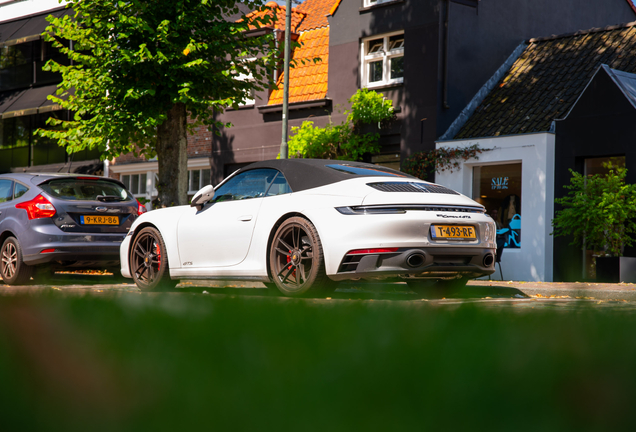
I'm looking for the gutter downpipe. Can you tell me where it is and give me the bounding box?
[279,0,292,159]
[443,0,450,109]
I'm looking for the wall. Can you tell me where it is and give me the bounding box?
[553,68,636,281]
[435,133,555,282]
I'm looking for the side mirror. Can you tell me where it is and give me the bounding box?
[191,184,215,211]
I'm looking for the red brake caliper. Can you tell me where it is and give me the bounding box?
[286,251,296,278]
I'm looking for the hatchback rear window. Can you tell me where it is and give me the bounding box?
[40,179,134,202]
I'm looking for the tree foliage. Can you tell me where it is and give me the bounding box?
[402,144,485,180]
[38,0,277,206]
[552,163,636,257]
[287,89,394,161]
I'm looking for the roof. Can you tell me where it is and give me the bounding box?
[237,158,413,192]
[244,2,306,32]
[295,0,339,32]
[266,0,338,105]
[0,7,70,46]
[452,22,636,140]
[0,84,64,118]
[268,27,329,104]
[604,65,636,109]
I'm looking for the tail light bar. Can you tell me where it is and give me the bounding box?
[15,194,57,219]
[347,248,399,255]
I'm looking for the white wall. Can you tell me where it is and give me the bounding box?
[435,133,555,281]
[0,0,67,22]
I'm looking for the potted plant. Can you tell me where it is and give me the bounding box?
[552,163,636,282]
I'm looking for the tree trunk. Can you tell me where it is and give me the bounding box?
[155,102,188,208]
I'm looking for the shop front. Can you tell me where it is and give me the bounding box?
[435,132,555,281]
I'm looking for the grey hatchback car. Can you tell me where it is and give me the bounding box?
[0,173,146,284]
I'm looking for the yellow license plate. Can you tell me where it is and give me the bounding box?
[81,215,120,225]
[431,225,476,239]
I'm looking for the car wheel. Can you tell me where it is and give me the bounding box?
[1,237,34,285]
[130,227,178,292]
[269,217,331,296]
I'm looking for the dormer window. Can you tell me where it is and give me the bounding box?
[362,32,404,88]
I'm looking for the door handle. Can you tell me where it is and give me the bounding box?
[238,215,253,222]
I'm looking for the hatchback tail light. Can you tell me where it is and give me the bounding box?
[136,199,147,215]
[15,194,57,219]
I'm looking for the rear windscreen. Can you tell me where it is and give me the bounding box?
[40,179,134,201]
[325,164,412,178]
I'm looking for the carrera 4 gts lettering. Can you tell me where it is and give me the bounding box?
[436,214,472,219]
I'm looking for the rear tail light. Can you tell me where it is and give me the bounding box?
[15,194,57,219]
[136,199,147,215]
[347,248,399,255]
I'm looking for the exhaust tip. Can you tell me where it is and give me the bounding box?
[406,253,426,268]
[483,254,494,267]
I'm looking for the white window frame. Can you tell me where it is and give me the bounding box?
[363,0,400,7]
[361,31,404,88]
[121,171,157,203]
[187,168,212,194]
[235,57,256,107]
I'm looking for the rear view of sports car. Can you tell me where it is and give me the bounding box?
[120,159,496,296]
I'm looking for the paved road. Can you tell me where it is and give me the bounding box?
[2,273,636,310]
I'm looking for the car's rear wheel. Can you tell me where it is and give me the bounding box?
[269,217,332,296]
[1,237,34,285]
[130,227,178,292]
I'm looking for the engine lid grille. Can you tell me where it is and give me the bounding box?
[367,182,459,195]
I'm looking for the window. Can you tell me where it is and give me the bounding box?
[188,169,211,194]
[362,32,404,88]
[213,169,289,203]
[234,58,256,107]
[121,173,148,195]
[14,182,28,199]
[40,179,133,201]
[472,163,522,249]
[0,180,13,203]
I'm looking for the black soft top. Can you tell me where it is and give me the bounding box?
[236,159,415,192]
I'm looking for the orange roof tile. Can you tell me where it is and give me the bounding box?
[243,1,306,32]
[296,0,340,32]
[268,26,330,105]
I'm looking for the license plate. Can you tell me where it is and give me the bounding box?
[431,225,476,240]
[81,215,120,225]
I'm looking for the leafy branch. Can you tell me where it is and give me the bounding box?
[552,163,636,257]
[402,144,486,180]
[287,88,395,161]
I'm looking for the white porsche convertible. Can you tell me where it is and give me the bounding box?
[120,159,496,296]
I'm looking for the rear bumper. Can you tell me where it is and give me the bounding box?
[22,233,126,266]
[329,246,496,281]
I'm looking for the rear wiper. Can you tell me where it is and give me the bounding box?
[96,195,124,202]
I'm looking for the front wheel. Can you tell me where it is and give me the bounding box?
[130,227,178,292]
[1,237,34,285]
[269,217,332,296]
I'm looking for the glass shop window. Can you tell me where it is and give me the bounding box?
[473,163,522,249]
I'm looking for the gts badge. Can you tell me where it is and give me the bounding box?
[183,261,193,266]
[437,214,471,219]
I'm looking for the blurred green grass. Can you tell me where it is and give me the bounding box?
[1,292,635,432]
